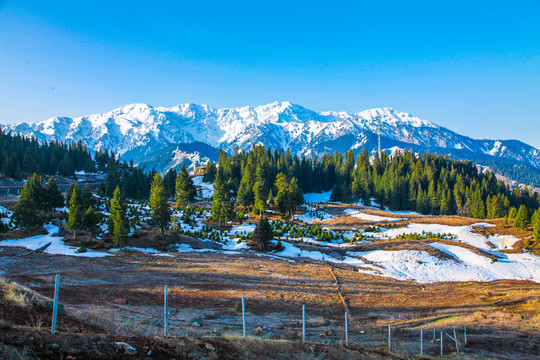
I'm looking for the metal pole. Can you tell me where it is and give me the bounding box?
[242,297,246,339]
[164,285,168,339]
[388,324,391,352]
[440,331,443,356]
[464,325,467,344]
[302,305,306,343]
[420,328,423,355]
[345,312,349,346]
[453,328,459,353]
[51,274,60,334]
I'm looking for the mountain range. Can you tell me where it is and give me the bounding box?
[3,101,540,186]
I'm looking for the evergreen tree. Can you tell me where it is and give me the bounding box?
[237,166,254,206]
[203,162,218,183]
[253,181,266,215]
[502,214,509,228]
[82,206,100,243]
[211,172,232,226]
[109,186,129,247]
[274,173,303,217]
[514,205,529,229]
[79,185,95,210]
[175,165,196,205]
[67,183,78,207]
[12,175,44,231]
[43,177,64,211]
[66,187,83,239]
[470,188,486,219]
[533,217,540,240]
[149,173,172,240]
[252,216,273,252]
[163,169,177,198]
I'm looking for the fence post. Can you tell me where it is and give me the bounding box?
[242,297,246,339]
[51,274,60,334]
[440,331,443,356]
[302,305,306,343]
[464,325,467,344]
[345,312,349,346]
[388,324,391,352]
[453,328,459,353]
[164,285,168,339]
[420,328,423,355]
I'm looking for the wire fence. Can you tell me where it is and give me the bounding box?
[41,274,474,358]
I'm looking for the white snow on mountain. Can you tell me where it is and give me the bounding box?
[3,102,540,172]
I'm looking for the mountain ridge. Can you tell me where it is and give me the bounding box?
[3,102,540,186]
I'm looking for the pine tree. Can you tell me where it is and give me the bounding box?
[149,173,172,240]
[163,169,177,198]
[514,205,529,229]
[175,165,196,205]
[237,166,254,206]
[67,183,78,208]
[43,177,64,212]
[12,176,44,232]
[253,181,266,215]
[79,185,95,209]
[211,172,231,227]
[252,216,273,252]
[83,206,100,243]
[502,214,509,228]
[533,218,540,240]
[268,188,274,207]
[508,207,518,219]
[470,188,486,219]
[109,186,128,247]
[66,187,83,239]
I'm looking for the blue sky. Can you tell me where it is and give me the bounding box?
[1,1,539,147]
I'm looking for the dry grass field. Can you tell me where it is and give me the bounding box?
[1,237,538,359]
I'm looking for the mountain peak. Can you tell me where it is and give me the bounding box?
[5,101,540,175]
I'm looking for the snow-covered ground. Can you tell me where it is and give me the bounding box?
[488,234,521,250]
[0,225,110,258]
[384,223,492,250]
[294,205,334,224]
[1,202,538,284]
[344,209,406,222]
[192,176,214,199]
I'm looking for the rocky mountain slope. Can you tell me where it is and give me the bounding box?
[4,102,540,185]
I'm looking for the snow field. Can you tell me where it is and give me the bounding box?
[0,225,110,258]
[344,209,406,222]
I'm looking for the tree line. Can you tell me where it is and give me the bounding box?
[0,130,95,178]
[199,146,540,220]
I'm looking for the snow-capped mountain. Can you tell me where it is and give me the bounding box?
[4,102,540,177]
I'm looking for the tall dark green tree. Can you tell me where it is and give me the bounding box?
[43,177,64,211]
[12,174,45,231]
[82,206,100,243]
[149,173,172,240]
[175,165,196,205]
[211,172,232,227]
[252,216,273,252]
[66,187,83,239]
[109,186,129,247]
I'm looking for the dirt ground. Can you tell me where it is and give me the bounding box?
[1,241,538,360]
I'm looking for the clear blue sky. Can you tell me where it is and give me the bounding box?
[1,1,539,147]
